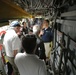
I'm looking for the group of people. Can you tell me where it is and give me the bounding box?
[3,19,53,75]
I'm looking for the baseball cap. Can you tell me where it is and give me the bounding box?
[10,21,21,27]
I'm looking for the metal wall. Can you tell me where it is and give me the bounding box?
[55,4,76,75]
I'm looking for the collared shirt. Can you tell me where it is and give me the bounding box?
[41,27,53,42]
[3,29,21,57]
[15,52,47,75]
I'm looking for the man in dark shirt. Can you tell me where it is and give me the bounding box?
[40,19,53,42]
[39,19,53,59]
[41,27,53,42]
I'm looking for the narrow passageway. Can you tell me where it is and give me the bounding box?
[0,0,76,75]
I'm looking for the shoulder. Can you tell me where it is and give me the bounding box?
[37,59,46,72]
[12,32,20,41]
[15,53,25,61]
[35,56,45,65]
[40,60,45,65]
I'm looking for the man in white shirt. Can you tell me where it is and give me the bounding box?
[3,21,21,75]
[33,25,46,61]
[15,34,47,75]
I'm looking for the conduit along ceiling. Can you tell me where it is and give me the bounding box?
[1,0,75,20]
[12,0,54,17]
[12,0,76,17]
[0,0,76,24]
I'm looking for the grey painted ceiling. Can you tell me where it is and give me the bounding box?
[13,0,54,16]
[12,0,76,16]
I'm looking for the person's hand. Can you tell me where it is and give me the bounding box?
[39,30,44,36]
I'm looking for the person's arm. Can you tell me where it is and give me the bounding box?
[50,29,53,41]
[39,30,44,37]
[13,50,18,57]
[12,35,21,57]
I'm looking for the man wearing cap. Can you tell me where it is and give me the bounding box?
[3,21,21,75]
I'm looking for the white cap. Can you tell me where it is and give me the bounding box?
[10,21,20,27]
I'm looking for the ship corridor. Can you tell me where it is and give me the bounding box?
[0,0,76,75]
